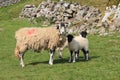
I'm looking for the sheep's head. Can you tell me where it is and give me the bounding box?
[57,22,66,35]
[80,30,87,38]
[67,34,74,43]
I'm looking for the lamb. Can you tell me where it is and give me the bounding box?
[67,30,89,62]
[15,23,66,67]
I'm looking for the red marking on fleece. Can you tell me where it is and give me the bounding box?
[27,29,35,35]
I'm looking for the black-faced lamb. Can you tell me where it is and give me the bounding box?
[15,23,66,67]
[67,31,89,62]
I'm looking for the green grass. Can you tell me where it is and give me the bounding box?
[0,0,120,80]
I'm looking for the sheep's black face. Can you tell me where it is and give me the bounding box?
[80,31,87,38]
[67,34,74,43]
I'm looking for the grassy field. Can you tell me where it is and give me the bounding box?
[0,0,120,80]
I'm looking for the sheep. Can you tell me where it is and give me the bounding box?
[56,22,68,59]
[56,40,68,58]
[15,23,66,67]
[67,30,89,62]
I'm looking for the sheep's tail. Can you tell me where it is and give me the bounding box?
[15,46,20,59]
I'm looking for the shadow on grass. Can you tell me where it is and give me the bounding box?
[90,56,100,59]
[27,58,69,66]
[27,56,100,66]
[78,56,100,61]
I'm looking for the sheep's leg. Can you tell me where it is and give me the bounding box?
[75,50,79,60]
[69,50,73,62]
[58,48,63,59]
[86,51,89,60]
[82,49,89,61]
[49,50,55,65]
[19,53,25,67]
[73,51,77,62]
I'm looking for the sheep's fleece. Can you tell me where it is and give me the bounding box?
[15,27,65,58]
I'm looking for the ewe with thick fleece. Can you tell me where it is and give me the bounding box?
[15,26,66,67]
[67,31,89,62]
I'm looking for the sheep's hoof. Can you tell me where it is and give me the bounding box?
[49,62,53,65]
[20,64,25,68]
[59,56,63,59]
[84,59,89,61]
[73,60,76,63]
[85,58,89,61]
[20,63,25,68]
[49,63,53,65]
[69,59,72,63]
[22,65,25,68]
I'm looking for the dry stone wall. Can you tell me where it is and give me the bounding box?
[19,1,120,36]
[101,4,120,33]
[0,0,21,7]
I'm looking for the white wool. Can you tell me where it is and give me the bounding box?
[68,35,88,51]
